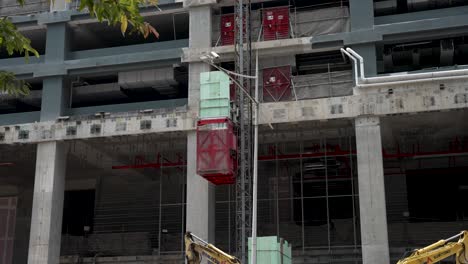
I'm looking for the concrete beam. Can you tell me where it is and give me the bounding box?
[182,37,338,63]
[374,5,468,25]
[68,99,187,116]
[0,76,465,144]
[259,79,468,124]
[0,112,40,126]
[355,116,390,264]
[312,12,468,46]
[183,0,217,8]
[0,42,185,77]
[1,78,468,144]
[0,105,191,144]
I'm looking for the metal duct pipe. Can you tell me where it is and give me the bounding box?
[408,0,467,12]
[374,0,398,16]
[345,48,366,80]
[362,67,468,84]
[344,47,468,87]
[340,48,359,86]
[357,74,468,88]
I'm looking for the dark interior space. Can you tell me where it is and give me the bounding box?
[62,189,96,236]
[0,80,42,114]
[293,157,354,226]
[406,167,468,222]
[70,12,189,51]
[70,66,188,108]
[0,28,46,59]
[296,51,352,75]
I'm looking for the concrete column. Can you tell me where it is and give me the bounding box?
[50,0,69,12]
[28,142,67,264]
[352,43,378,77]
[349,0,374,31]
[41,22,70,121]
[28,19,70,264]
[349,0,378,77]
[45,23,70,63]
[40,77,69,121]
[355,116,390,264]
[185,1,216,244]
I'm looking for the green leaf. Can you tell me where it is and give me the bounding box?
[120,15,128,36]
[0,71,30,96]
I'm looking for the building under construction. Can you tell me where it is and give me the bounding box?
[0,0,468,263]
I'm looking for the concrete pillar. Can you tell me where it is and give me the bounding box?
[349,0,378,77]
[42,22,70,121]
[40,77,69,121]
[355,116,390,264]
[185,0,216,244]
[27,142,67,264]
[352,43,378,77]
[28,19,70,264]
[45,23,70,63]
[50,0,69,12]
[349,0,374,31]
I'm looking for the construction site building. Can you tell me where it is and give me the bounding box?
[0,0,467,263]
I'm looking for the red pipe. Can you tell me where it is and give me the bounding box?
[258,150,355,161]
[383,149,468,159]
[112,161,186,170]
[112,146,468,170]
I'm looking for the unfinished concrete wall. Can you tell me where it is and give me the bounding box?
[13,188,34,264]
[0,0,49,16]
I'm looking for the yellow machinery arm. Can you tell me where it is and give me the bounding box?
[185,232,242,264]
[397,231,468,264]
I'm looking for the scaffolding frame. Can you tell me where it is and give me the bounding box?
[215,132,360,254]
[234,0,254,262]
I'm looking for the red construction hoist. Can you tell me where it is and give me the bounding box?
[196,118,238,185]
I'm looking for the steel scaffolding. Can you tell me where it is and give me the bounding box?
[234,0,253,262]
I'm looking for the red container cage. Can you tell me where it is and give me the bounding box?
[197,118,237,185]
[263,65,292,102]
[263,6,290,41]
[221,14,235,46]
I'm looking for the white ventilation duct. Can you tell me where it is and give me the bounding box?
[118,67,178,96]
[407,0,465,11]
[412,48,420,67]
[440,39,454,67]
[343,47,468,88]
[383,47,394,72]
[73,83,126,103]
[374,0,397,16]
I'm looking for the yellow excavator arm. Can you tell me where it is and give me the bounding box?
[397,231,468,264]
[185,232,242,264]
